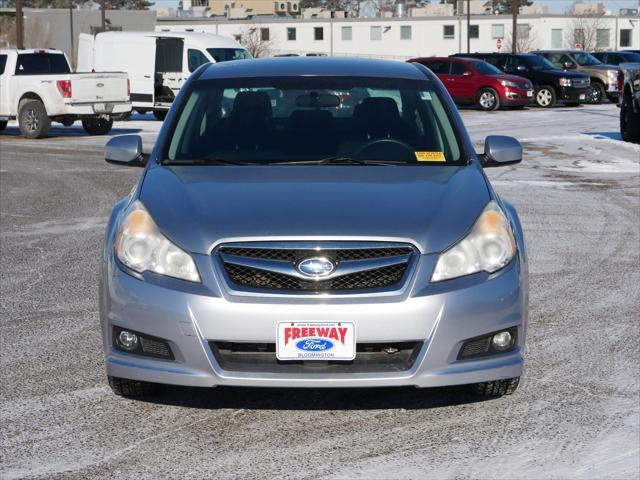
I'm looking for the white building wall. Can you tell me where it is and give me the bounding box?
[156,15,640,59]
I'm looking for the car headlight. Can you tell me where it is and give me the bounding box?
[500,80,519,88]
[431,201,516,283]
[559,78,572,87]
[607,70,618,83]
[115,201,201,283]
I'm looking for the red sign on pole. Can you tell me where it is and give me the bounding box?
[496,38,503,50]
[575,43,583,50]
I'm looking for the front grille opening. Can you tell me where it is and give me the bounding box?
[210,341,423,374]
[218,245,414,293]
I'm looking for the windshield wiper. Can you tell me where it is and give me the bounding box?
[164,158,256,166]
[269,157,405,166]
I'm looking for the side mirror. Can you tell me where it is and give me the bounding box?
[105,135,146,167]
[462,70,473,77]
[480,135,522,167]
[563,61,577,70]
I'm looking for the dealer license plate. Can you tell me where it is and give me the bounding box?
[527,90,533,97]
[276,321,356,361]
[93,103,113,113]
[579,94,586,100]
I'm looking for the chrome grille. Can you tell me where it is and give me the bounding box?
[216,243,416,294]
[572,78,590,88]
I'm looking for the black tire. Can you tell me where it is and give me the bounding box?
[621,95,640,143]
[153,110,167,121]
[108,375,157,398]
[534,85,556,108]
[588,82,605,104]
[60,116,75,127]
[136,110,148,115]
[477,87,500,111]
[473,377,520,397]
[0,120,7,132]
[18,99,51,139]
[82,117,113,135]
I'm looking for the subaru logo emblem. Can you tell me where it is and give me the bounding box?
[297,257,335,278]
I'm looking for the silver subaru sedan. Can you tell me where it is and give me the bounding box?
[100,57,528,399]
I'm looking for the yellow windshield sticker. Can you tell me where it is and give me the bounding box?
[415,151,446,162]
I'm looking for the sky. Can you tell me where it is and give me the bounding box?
[151,0,640,14]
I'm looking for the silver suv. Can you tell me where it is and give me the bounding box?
[101,58,529,400]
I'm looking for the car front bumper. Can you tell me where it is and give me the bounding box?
[101,252,527,389]
[500,88,535,106]
[558,86,590,103]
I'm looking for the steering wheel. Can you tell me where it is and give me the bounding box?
[352,138,417,162]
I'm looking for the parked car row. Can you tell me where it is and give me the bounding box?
[411,50,636,111]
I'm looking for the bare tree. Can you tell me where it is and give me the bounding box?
[238,25,274,58]
[504,28,537,53]
[565,13,607,51]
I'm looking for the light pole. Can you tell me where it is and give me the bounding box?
[512,0,518,53]
[16,0,24,49]
[467,0,471,54]
[101,0,106,32]
[69,1,74,68]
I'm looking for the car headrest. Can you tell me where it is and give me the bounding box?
[353,97,401,138]
[231,91,272,119]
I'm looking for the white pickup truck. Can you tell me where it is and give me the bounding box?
[0,49,131,138]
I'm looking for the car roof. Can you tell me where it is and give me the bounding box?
[198,56,431,81]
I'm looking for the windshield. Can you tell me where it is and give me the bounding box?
[526,55,557,71]
[472,61,503,75]
[165,76,463,165]
[207,48,252,63]
[622,52,640,62]
[573,52,602,66]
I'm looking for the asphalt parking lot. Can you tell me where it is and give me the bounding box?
[1,104,639,479]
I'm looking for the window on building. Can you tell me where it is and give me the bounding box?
[342,26,352,41]
[620,29,631,47]
[287,27,297,41]
[469,25,479,39]
[491,24,504,39]
[596,29,610,49]
[314,27,324,41]
[443,25,455,39]
[400,25,412,40]
[370,26,382,41]
[551,28,562,49]
[574,28,585,46]
[517,24,530,40]
[260,28,270,41]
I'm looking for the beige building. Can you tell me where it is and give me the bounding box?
[208,0,300,18]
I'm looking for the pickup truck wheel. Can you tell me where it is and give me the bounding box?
[82,117,113,135]
[0,120,7,132]
[588,82,605,104]
[621,95,640,143]
[477,88,500,111]
[108,375,157,398]
[472,377,520,397]
[534,86,556,108]
[153,110,167,121]
[18,99,51,139]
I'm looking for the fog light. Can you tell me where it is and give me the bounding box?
[492,331,512,350]
[117,330,138,351]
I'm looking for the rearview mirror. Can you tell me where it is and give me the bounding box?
[563,61,577,70]
[296,92,340,108]
[105,135,146,167]
[480,135,522,167]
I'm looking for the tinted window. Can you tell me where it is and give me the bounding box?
[525,55,556,71]
[0,54,7,75]
[423,61,450,74]
[206,48,252,63]
[188,49,209,72]
[166,76,463,165]
[450,62,467,75]
[472,61,502,75]
[621,52,640,62]
[485,55,507,70]
[573,52,601,66]
[15,53,70,75]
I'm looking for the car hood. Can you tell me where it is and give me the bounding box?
[139,165,491,255]
[497,73,531,84]
[584,63,617,71]
[540,69,587,78]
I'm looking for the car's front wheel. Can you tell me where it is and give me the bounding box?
[534,86,556,108]
[588,82,605,104]
[477,88,500,111]
[472,377,520,397]
[108,376,158,397]
[621,95,640,143]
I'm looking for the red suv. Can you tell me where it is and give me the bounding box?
[408,56,534,111]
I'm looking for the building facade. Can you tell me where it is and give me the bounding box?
[156,13,640,59]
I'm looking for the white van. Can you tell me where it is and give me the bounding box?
[77,31,251,119]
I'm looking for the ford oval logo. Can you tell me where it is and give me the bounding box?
[297,257,335,277]
[96,82,104,88]
[296,339,334,351]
